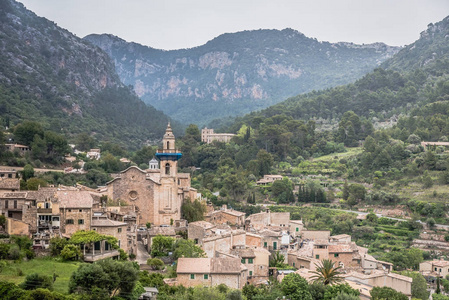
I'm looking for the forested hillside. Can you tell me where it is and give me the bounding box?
[0,0,178,149]
[85,30,398,125]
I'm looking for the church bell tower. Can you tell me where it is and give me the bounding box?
[155,123,182,224]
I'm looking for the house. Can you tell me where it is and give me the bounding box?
[289,220,304,237]
[420,260,449,278]
[201,128,235,144]
[256,175,283,186]
[188,220,215,245]
[206,205,246,227]
[177,257,247,289]
[86,149,101,160]
[91,215,129,253]
[344,270,412,298]
[259,229,282,250]
[5,144,30,155]
[58,191,93,236]
[246,211,290,231]
[202,230,246,258]
[301,230,331,241]
[230,247,271,284]
[0,170,18,179]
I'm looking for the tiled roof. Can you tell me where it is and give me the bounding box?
[231,248,255,258]
[0,178,20,190]
[2,192,27,199]
[177,257,245,274]
[177,258,211,274]
[328,244,353,253]
[91,217,127,227]
[189,221,215,229]
[259,229,281,237]
[57,191,93,208]
[330,234,351,239]
[221,209,246,217]
[430,260,449,267]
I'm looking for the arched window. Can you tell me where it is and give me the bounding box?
[166,141,170,149]
[165,163,170,175]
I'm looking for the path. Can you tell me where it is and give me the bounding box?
[136,241,150,265]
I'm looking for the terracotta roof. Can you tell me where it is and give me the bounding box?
[231,248,255,258]
[259,229,281,237]
[328,244,353,253]
[2,192,27,199]
[430,260,449,267]
[330,234,351,239]
[189,221,215,229]
[0,178,20,190]
[57,191,93,208]
[211,257,245,274]
[91,217,127,227]
[344,270,412,283]
[177,258,211,274]
[221,209,246,217]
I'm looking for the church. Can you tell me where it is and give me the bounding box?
[106,124,198,225]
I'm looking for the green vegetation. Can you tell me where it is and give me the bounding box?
[0,258,81,294]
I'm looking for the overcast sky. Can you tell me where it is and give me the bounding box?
[18,0,449,50]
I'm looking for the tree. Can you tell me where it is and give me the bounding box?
[22,164,34,181]
[13,121,44,146]
[150,235,174,257]
[60,244,81,261]
[332,293,360,300]
[280,273,313,300]
[0,215,5,230]
[19,273,53,291]
[342,181,349,200]
[269,251,286,268]
[173,239,205,260]
[69,259,138,298]
[370,286,408,300]
[256,149,273,177]
[323,284,359,300]
[181,199,206,222]
[147,258,164,270]
[310,259,343,285]
[25,177,47,190]
[399,271,429,300]
[75,132,96,151]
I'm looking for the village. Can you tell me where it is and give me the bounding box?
[1,124,446,300]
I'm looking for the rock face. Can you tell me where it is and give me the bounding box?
[85,30,400,125]
[0,0,175,147]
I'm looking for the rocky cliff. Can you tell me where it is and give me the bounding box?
[0,0,176,147]
[85,30,400,125]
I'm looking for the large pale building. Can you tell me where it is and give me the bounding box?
[106,124,197,226]
[201,128,235,144]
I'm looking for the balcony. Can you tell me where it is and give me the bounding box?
[37,208,52,213]
[83,250,120,262]
[156,149,181,154]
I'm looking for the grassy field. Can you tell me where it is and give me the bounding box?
[0,258,82,294]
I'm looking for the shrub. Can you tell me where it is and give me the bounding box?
[19,273,53,291]
[60,244,81,261]
[147,258,164,270]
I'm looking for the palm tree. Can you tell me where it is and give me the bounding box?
[310,259,344,285]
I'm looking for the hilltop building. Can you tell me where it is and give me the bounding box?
[201,128,235,144]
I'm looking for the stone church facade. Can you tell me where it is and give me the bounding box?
[106,124,197,226]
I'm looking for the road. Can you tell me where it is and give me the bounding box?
[334,208,449,229]
[136,241,150,265]
[0,165,64,173]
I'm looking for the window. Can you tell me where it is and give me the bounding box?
[4,201,8,209]
[273,242,277,250]
[334,253,339,257]
[52,217,59,222]
[194,239,199,244]
[315,255,320,259]
[66,219,74,224]
[263,242,267,248]
[78,219,84,225]
[165,163,170,175]
[118,228,122,233]
[296,227,299,232]
[241,258,246,264]
[293,263,295,267]
[248,258,253,264]
[68,209,71,212]
[79,209,82,212]
[167,141,170,149]
[204,274,208,280]
[190,274,195,279]
[249,271,253,276]
[435,267,438,271]
[440,268,442,272]
[45,202,50,209]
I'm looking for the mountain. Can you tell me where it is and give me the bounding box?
[381,16,449,72]
[221,15,449,135]
[0,0,178,149]
[84,30,399,125]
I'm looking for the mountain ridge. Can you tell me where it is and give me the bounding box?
[0,0,178,148]
[84,29,400,125]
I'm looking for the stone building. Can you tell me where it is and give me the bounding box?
[201,128,235,144]
[58,191,93,236]
[106,124,198,226]
[177,257,247,289]
[205,205,246,227]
